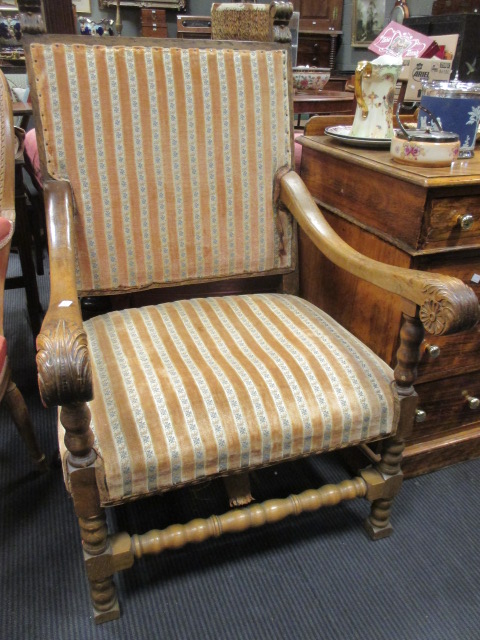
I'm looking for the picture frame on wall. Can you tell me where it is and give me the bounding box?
[352,0,386,47]
[73,0,91,13]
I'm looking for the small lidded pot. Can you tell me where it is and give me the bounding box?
[390,105,460,167]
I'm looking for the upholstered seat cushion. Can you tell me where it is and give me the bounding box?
[62,294,398,505]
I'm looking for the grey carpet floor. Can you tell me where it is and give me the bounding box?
[1,253,480,640]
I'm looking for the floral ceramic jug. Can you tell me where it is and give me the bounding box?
[352,56,403,139]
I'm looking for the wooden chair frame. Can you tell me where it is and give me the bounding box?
[24,36,478,623]
[0,71,46,470]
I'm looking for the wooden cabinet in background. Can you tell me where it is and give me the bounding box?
[293,0,343,69]
[141,9,168,38]
[297,124,480,478]
[293,0,343,31]
[296,32,342,69]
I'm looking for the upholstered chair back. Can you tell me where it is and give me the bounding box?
[28,41,294,296]
[211,2,293,43]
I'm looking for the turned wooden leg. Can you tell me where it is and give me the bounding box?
[78,507,119,624]
[61,402,120,623]
[365,312,424,540]
[4,375,47,469]
[364,435,405,540]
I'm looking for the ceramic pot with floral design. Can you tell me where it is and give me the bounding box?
[292,66,330,93]
[390,130,460,166]
[391,104,460,167]
[351,56,403,139]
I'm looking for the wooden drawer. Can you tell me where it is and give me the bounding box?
[141,25,168,38]
[420,194,480,249]
[412,370,480,443]
[297,35,331,68]
[415,249,480,382]
[141,8,166,26]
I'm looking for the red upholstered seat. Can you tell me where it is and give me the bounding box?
[0,216,12,245]
[24,128,43,190]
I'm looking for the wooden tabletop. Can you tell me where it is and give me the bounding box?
[293,91,354,115]
[12,101,32,117]
[298,134,480,189]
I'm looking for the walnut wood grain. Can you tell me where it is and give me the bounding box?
[300,145,428,250]
[412,370,480,441]
[299,214,409,367]
[280,170,479,336]
[297,135,480,476]
[298,134,480,254]
[401,426,480,477]
[422,195,480,249]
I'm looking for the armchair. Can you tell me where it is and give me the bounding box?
[24,36,478,624]
[0,71,46,469]
[211,1,293,43]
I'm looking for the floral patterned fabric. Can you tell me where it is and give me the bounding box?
[58,294,399,505]
[29,43,293,295]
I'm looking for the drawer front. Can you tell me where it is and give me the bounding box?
[416,251,480,382]
[421,195,480,249]
[141,9,167,26]
[411,371,480,443]
[297,36,331,68]
[141,26,168,38]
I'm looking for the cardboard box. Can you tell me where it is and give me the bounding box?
[399,58,453,101]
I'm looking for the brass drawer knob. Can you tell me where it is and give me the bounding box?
[462,391,480,410]
[415,409,427,423]
[457,214,474,230]
[425,343,441,359]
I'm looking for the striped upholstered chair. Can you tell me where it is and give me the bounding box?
[24,36,477,623]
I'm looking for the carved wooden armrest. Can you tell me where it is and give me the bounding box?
[280,171,479,336]
[36,180,92,407]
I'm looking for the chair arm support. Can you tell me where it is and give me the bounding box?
[36,180,92,407]
[280,171,479,336]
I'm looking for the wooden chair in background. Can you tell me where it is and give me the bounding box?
[211,1,292,42]
[0,71,46,469]
[24,36,478,624]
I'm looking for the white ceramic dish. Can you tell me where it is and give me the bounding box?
[324,125,391,149]
[390,131,460,167]
[292,66,330,92]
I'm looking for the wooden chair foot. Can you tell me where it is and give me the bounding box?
[93,593,120,624]
[364,517,394,540]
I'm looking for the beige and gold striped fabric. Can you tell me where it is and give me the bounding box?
[30,43,293,294]
[63,294,399,505]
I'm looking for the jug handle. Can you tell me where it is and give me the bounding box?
[395,102,443,140]
[355,61,372,119]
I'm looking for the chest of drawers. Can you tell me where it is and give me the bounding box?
[141,9,168,38]
[298,129,480,476]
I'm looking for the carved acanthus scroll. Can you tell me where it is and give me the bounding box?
[17,0,46,34]
[36,319,92,407]
[419,276,479,336]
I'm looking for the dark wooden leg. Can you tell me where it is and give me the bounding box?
[13,162,42,337]
[61,403,120,623]
[4,373,47,469]
[364,312,424,539]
